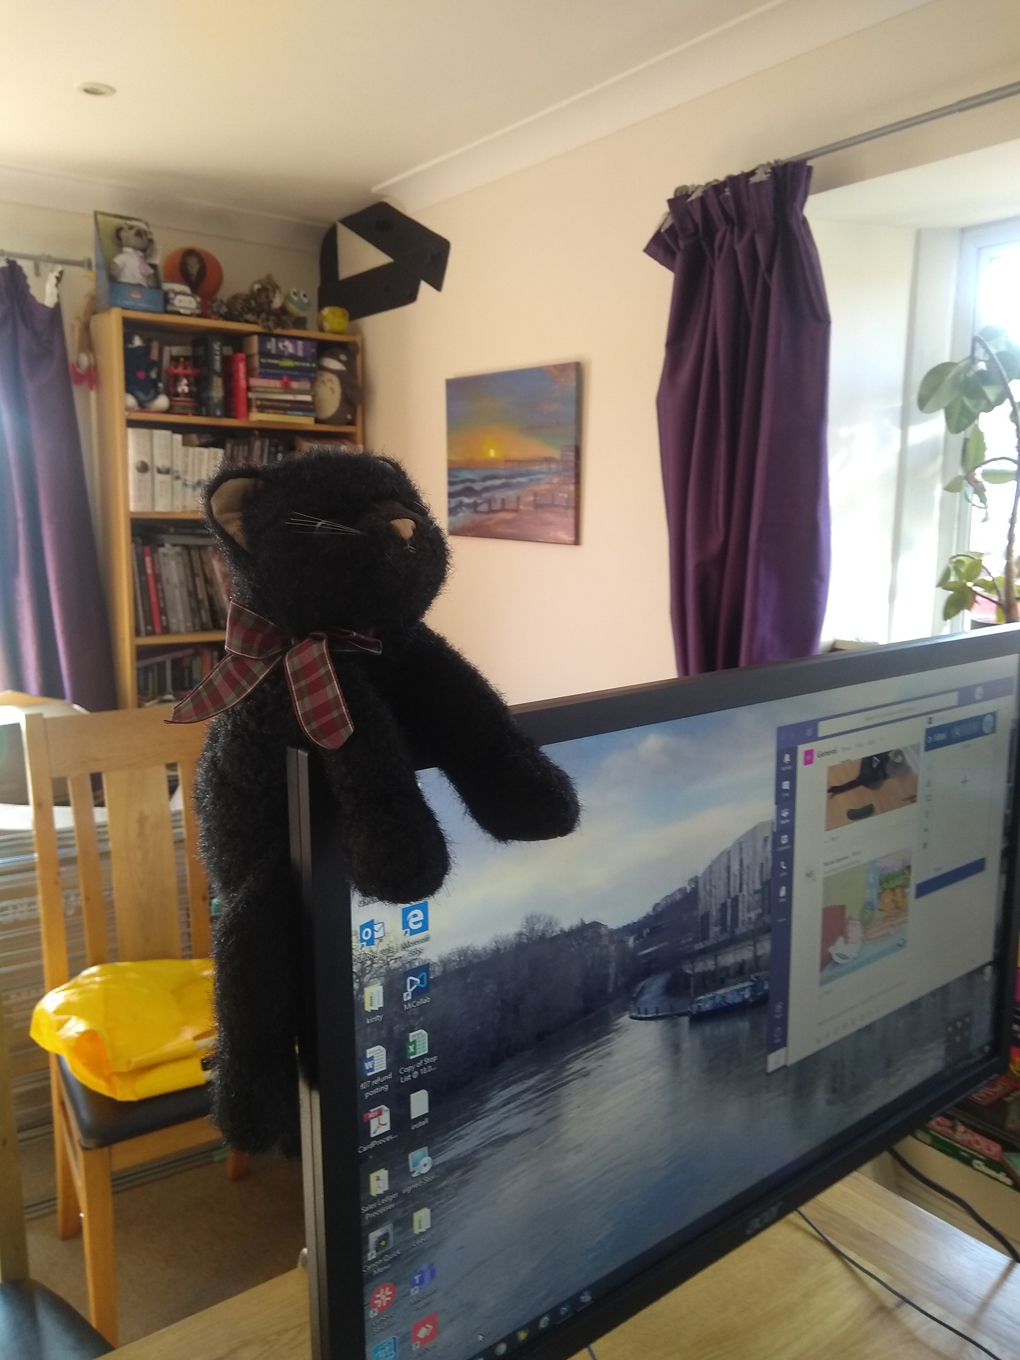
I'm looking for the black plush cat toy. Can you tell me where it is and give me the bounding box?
[172,451,580,1155]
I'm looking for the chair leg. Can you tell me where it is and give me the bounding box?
[50,1062,80,1240]
[79,1144,117,1346]
[225,1149,250,1181]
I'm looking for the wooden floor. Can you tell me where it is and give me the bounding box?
[825,756,918,829]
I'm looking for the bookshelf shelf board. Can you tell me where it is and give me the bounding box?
[118,309,359,346]
[136,631,225,647]
[126,412,358,435]
[130,511,207,521]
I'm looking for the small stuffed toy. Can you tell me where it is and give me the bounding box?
[123,333,170,411]
[221,274,289,329]
[110,219,159,288]
[172,452,580,1154]
[312,345,362,426]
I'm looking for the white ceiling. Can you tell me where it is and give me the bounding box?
[0,0,933,248]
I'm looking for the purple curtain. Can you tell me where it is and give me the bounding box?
[0,262,116,710]
[645,160,831,675]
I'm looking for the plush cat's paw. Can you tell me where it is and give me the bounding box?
[345,804,451,904]
[462,750,580,843]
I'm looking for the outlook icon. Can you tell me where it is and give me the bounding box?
[402,903,429,938]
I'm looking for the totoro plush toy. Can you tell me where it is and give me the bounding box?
[172,451,580,1155]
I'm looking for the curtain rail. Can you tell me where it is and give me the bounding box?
[785,79,1020,165]
[667,79,1020,204]
[1,249,92,271]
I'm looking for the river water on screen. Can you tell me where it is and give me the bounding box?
[368,967,989,1360]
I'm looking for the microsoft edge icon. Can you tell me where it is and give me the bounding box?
[402,902,429,938]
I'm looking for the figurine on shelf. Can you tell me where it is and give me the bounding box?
[163,246,224,318]
[221,274,288,329]
[164,354,201,414]
[123,333,170,411]
[312,345,362,426]
[70,287,97,390]
[282,288,311,328]
[110,220,160,289]
[318,305,349,334]
[162,281,202,316]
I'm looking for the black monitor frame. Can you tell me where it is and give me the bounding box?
[290,627,1020,1360]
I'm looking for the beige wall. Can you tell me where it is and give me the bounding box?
[0,197,319,541]
[360,0,1020,705]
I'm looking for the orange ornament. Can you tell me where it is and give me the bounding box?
[162,247,224,303]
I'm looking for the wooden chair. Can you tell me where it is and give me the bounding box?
[23,707,248,1346]
[0,989,113,1358]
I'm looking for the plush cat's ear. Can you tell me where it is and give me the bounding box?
[209,476,261,550]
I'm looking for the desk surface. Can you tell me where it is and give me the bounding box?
[114,1173,1020,1359]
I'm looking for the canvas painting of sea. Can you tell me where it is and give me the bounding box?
[446,363,580,543]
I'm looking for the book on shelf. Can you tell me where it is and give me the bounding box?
[131,530,230,637]
[136,644,224,705]
[192,333,226,418]
[127,427,154,511]
[247,409,316,425]
[247,375,313,392]
[245,354,318,379]
[152,428,174,511]
[294,436,362,454]
[243,333,318,361]
[228,351,248,420]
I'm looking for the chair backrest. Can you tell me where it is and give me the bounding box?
[0,993,28,1282]
[23,709,211,994]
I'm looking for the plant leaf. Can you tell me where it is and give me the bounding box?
[918,361,960,412]
[943,586,975,619]
[959,555,983,582]
[944,474,966,493]
[983,468,1017,483]
[944,394,980,434]
[963,425,987,471]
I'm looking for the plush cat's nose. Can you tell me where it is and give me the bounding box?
[390,518,415,540]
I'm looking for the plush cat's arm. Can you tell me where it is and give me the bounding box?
[323,654,450,903]
[383,626,579,843]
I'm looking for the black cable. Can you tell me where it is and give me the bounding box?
[586,1348,599,1360]
[797,1209,1007,1360]
[889,1146,1020,1265]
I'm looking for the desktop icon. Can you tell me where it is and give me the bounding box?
[538,1316,551,1330]
[803,749,814,765]
[406,1029,429,1059]
[494,1345,507,1357]
[365,1106,391,1138]
[404,966,431,1002]
[410,1313,438,1349]
[578,1290,592,1307]
[402,902,429,937]
[412,1208,432,1234]
[408,1147,433,1177]
[372,1339,398,1360]
[369,1169,389,1196]
[359,918,385,949]
[364,1045,387,1077]
[367,1224,393,1259]
[369,1282,397,1316]
[365,984,384,1012]
[516,1329,529,1343]
[409,1089,429,1119]
[410,1263,436,1295]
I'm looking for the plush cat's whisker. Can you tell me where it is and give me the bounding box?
[285,513,364,536]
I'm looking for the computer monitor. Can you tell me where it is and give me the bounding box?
[291,627,1020,1360]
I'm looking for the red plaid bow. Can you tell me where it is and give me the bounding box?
[169,601,382,750]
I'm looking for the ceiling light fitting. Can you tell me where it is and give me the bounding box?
[77,82,116,97]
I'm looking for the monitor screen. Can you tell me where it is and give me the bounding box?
[293,630,1020,1360]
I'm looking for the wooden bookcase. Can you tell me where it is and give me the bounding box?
[91,307,363,707]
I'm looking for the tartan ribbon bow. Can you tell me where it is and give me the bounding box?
[169,601,382,750]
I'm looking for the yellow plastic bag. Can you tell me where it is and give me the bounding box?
[30,959,215,1101]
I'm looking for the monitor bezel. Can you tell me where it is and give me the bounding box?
[292,626,1020,1360]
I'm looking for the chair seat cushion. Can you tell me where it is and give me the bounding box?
[58,1057,212,1150]
[0,1279,113,1358]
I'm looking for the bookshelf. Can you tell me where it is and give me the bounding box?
[92,307,364,707]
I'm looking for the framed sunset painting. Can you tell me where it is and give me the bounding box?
[446,363,581,544]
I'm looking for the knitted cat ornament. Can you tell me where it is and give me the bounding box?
[172,451,580,1155]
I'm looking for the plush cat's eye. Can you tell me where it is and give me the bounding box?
[285,511,364,536]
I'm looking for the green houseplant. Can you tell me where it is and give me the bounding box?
[920,324,1020,622]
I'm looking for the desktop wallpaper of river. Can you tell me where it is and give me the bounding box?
[351,686,1000,1360]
